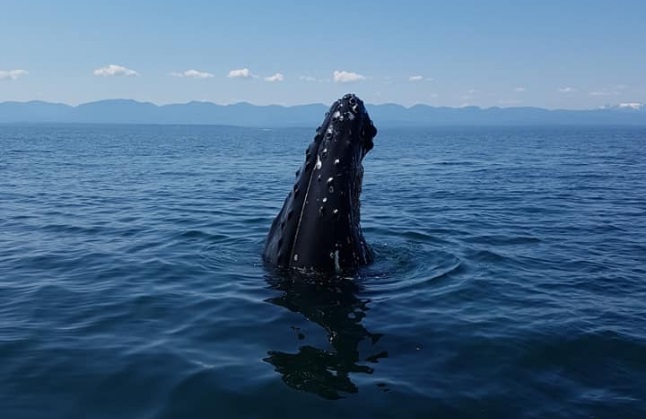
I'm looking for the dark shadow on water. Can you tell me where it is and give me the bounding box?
[263,271,388,400]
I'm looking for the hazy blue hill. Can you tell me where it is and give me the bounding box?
[0,99,645,127]
[73,99,160,123]
[158,102,328,126]
[0,101,73,123]
[159,101,225,125]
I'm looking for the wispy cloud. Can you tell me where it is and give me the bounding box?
[558,86,576,93]
[264,72,284,82]
[0,69,28,80]
[227,68,254,79]
[170,69,214,79]
[514,87,526,92]
[499,99,521,105]
[299,75,317,82]
[615,102,643,110]
[407,75,433,82]
[589,85,626,97]
[333,70,366,83]
[589,91,613,97]
[93,64,139,77]
[461,89,480,100]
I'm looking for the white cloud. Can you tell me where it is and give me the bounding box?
[170,69,214,79]
[264,72,284,82]
[227,68,254,79]
[407,75,433,82]
[514,87,526,92]
[558,87,576,93]
[499,99,521,105]
[616,102,644,110]
[0,69,28,80]
[333,70,366,83]
[299,75,317,82]
[590,86,624,97]
[93,64,139,77]
[461,89,480,100]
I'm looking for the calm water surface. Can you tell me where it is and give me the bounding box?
[1,124,645,418]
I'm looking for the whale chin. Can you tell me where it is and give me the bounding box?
[263,94,377,273]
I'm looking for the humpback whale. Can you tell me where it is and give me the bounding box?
[263,93,377,272]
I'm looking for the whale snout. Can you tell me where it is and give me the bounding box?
[325,93,377,158]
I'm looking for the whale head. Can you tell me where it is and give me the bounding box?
[263,93,377,273]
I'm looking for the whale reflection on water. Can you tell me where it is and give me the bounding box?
[263,274,388,399]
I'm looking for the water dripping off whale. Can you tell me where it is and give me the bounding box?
[263,94,377,273]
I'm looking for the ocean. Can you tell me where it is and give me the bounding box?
[1,124,645,418]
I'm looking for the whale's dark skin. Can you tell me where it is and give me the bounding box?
[263,94,377,272]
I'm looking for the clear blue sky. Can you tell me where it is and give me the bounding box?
[1,0,644,108]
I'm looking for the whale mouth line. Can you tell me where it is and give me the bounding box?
[263,93,377,273]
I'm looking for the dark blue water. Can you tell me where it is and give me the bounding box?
[1,124,645,418]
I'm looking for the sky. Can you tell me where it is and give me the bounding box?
[1,0,645,109]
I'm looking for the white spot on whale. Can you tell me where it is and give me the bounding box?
[315,154,322,169]
[334,250,341,272]
[294,254,298,262]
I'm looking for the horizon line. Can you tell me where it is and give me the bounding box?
[2,98,642,112]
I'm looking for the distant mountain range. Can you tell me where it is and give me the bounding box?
[1,99,645,127]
